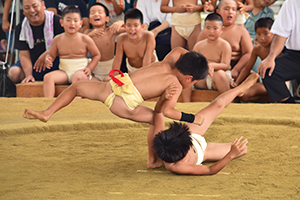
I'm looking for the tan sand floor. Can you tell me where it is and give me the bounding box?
[0,98,299,199]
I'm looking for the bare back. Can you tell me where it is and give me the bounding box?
[128,62,180,100]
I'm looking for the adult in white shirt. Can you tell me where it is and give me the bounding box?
[257,0,300,103]
[136,0,172,61]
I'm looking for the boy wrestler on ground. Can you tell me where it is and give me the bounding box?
[148,73,259,173]
[43,5,100,97]
[23,47,209,139]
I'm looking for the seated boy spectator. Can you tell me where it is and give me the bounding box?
[149,73,259,173]
[110,8,157,75]
[8,0,65,84]
[43,5,100,97]
[244,0,275,42]
[232,17,276,102]
[44,0,90,33]
[160,0,205,50]
[198,0,252,81]
[136,0,172,61]
[186,13,232,102]
[84,2,125,81]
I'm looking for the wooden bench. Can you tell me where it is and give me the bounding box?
[16,82,69,98]
[16,81,223,102]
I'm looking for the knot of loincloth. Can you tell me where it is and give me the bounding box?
[109,69,124,86]
[109,69,135,95]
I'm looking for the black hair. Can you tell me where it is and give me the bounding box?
[152,122,193,163]
[89,2,110,17]
[216,0,238,11]
[124,8,143,24]
[174,51,208,81]
[205,12,223,26]
[62,5,82,19]
[255,17,274,31]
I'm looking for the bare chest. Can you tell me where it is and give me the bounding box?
[221,32,241,53]
[57,39,87,57]
[123,41,147,59]
[199,45,223,63]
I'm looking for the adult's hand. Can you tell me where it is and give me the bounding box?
[21,75,35,83]
[257,57,275,79]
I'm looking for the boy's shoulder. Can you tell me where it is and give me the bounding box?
[193,39,208,50]
[253,44,269,55]
[217,37,231,48]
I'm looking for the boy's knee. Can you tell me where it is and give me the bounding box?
[213,97,225,108]
[213,71,227,82]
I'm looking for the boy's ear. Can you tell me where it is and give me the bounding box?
[185,75,193,82]
[106,16,110,23]
[80,19,83,27]
[59,19,63,27]
[221,26,224,32]
[141,23,145,29]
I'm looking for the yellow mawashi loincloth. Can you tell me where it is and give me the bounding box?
[104,73,144,110]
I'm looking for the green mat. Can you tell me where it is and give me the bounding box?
[0,98,299,199]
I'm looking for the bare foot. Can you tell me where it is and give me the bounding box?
[193,113,205,126]
[23,109,49,122]
[238,73,259,97]
[147,158,164,169]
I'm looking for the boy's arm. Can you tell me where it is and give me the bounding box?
[110,21,126,34]
[202,0,217,12]
[142,32,156,67]
[111,0,124,15]
[237,0,253,13]
[161,0,185,13]
[155,83,179,114]
[209,42,232,71]
[231,28,252,80]
[167,137,248,175]
[162,47,188,66]
[161,83,203,125]
[84,35,101,72]
[44,37,59,70]
[111,35,125,75]
[150,21,170,38]
[234,47,259,85]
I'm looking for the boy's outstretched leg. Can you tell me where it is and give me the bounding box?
[23,81,109,122]
[190,73,259,135]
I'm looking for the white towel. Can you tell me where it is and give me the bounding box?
[19,10,54,50]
